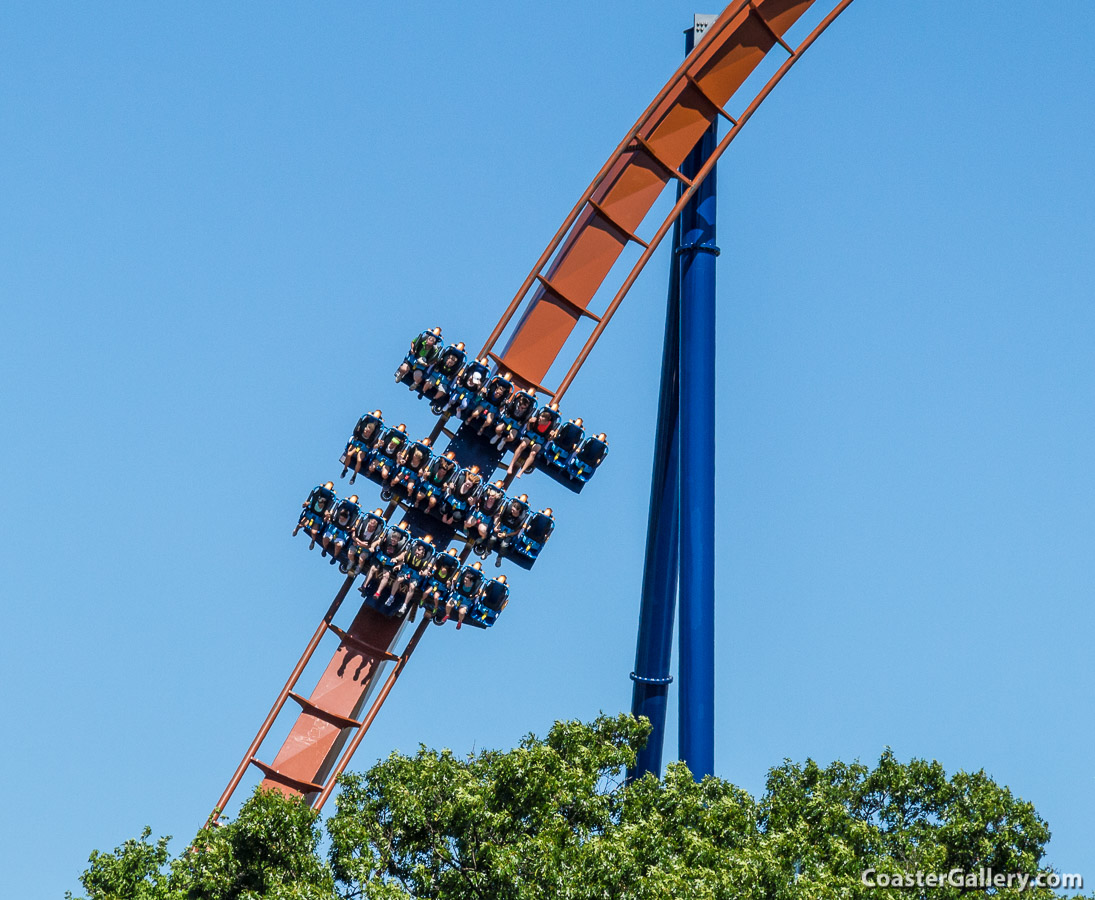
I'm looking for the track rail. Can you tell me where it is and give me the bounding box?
[210,0,855,821]
[211,580,419,822]
[482,0,856,401]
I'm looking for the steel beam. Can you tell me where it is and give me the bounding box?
[629,214,682,779]
[677,19,719,780]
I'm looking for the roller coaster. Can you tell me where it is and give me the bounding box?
[211,0,856,822]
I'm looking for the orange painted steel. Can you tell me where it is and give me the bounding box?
[210,577,411,820]
[312,615,431,812]
[256,602,406,798]
[482,0,855,399]
[211,574,357,822]
[212,0,855,819]
[552,0,856,400]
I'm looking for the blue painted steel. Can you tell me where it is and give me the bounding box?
[677,22,719,780]
[629,213,682,779]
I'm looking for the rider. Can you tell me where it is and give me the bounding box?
[425,341,467,409]
[464,478,506,552]
[440,464,482,526]
[395,327,443,388]
[490,493,530,565]
[415,450,458,513]
[396,536,435,617]
[367,423,409,486]
[341,411,384,484]
[490,388,536,449]
[294,482,337,549]
[444,357,490,416]
[321,494,361,564]
[390,437,432,502]
[345,507,385,575]
[466,374,514,436]
[420,547,460,621]
[362,523,410,602]
[506,402,560,477]
[568,433,609,483]
[447,561,485,629]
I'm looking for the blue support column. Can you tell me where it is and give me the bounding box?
[629,214,682,779]
[677,20,719,780]
[630,18,719,780]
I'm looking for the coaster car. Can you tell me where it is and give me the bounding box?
[419,550,460,618]
[567,434,609,484]
[439,466,482,525]
[520,405,560,450]
[474,481,507,520]
[368,526,409,572]
[466,375,514,433]
[468,576,509,628]
[463,481,505,549]
[295,482,337,544]
[341,412,384,483]
[507,508,554,567]
[320,496,361,566]
[402,537,436,584]
[424,342,467,405]
[448,358,490,416]
[450,562,485,612]
[390,440,431,501]
[397,328,443,389]
[366,425,409,493]
[360,525,411,615]
[535,418,610,493]
[414,452,457,510]
[341,509,385,575]
[483,494,530,562]
[541,418,584,471]
[491,390,536,447]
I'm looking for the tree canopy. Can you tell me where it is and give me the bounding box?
[70,714,1086,899]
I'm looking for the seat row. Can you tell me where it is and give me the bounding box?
[394,328,608,484]
[340,413,554,567]
[293,484,509,629]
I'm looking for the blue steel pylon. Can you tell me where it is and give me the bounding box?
[630,16,719,781]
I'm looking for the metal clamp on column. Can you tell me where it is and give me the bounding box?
[677,240,721,257]
[630,671,674,685]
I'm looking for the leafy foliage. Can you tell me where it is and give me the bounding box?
[70,715,1087,900]
[69,789,332,900]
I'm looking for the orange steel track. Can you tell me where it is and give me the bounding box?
[211,0,855,822]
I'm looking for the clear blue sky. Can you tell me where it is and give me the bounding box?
[2,2,1093,896]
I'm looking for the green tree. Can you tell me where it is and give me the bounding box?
[70,788,333,900]
[70,714,1088,900]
